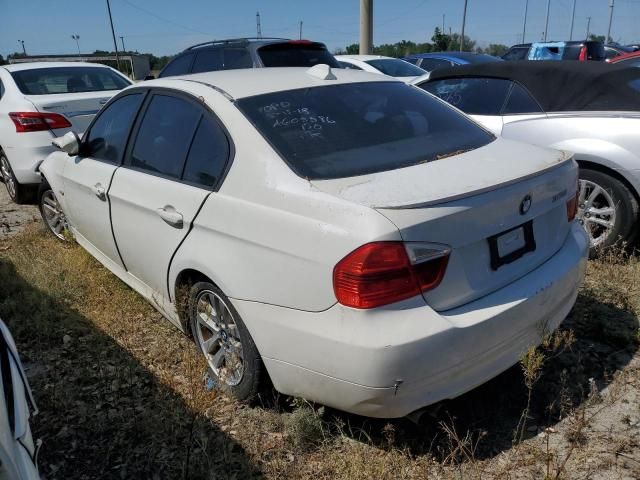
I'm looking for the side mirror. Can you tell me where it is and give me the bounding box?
[52,131,81,156]
[144,74,155,80]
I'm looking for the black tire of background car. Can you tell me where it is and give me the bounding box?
[37,182,68,242]
[581,168,639,257]
[189,281,264,402]
[0,151,32,204]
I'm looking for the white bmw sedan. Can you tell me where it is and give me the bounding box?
[38,66,588,418]
[0,62,131,203]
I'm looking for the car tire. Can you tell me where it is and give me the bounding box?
[188,281,263,402]
[0,151,30,204]
[578,168,638,256]
[38,182,68,241]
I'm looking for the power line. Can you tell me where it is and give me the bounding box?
[118,0,210,35]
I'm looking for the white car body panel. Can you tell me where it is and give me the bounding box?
[336,55,423,83]
[39,68,588,417]
[0,62,130,185]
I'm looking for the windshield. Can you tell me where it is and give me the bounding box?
[237,82,494,180]
[365,59,426,77]
[258,43,340,68]
[11,66,131,95]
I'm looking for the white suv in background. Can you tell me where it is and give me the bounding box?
[0,62,131,203]
[335,55,426,83]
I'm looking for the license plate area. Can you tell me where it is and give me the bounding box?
[488,221,536,270]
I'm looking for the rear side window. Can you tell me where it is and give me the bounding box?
[339,61,363,70]
[84,93,144,164]
[237,82,494,180]
[159,53,195,77]
[258,43,340,68]
[503,83,543,114]
[10,67,130,95]
[365,59,425,77]
[223,49,253,69]
[418,58,454,71]
[182,116,230,187]
[130,95,201,178]
[192,50,223,73]
[421,77,511,115]
[502,47,529,61]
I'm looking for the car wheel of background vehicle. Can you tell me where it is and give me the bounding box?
[38,183,68,241]
[0,151,30,204]
[189,281,263,401]
[577,168,638,256]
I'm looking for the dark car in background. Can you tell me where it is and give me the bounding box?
[502,41,605,61]
[403,51,501,72]
[157,37,340,78]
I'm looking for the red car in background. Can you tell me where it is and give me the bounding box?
[608,50,640,68]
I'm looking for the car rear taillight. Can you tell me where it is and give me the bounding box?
[578,46,587,61]
[9,112,72,133]
[288,40,313,44]
[567,191,579,222]
[333,241,450,309]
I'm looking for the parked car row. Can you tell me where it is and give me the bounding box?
[6,34,640,420]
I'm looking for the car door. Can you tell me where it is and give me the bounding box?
[108,91,231,299]
[63,91,145,267]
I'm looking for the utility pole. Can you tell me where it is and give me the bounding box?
[105,0,121,71]
[460,0,468,52]
[120,36,126,52]
[586,16,591,40]
[18,40,26,56]
[543,0,551,41]
[606,0,614,43]
[71,35,81,55]
[359,0,373,54]
[442,13,445,32]
[299,21,303,40]
[569,0,577,40]
[256,11,262,38]
[522,0,529,43]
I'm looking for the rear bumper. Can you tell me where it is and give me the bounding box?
[2,131,56,184]
[234,222,589,418]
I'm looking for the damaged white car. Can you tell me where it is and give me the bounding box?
[38,66,588,418]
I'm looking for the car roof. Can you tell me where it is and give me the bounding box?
[142,66,398,100]
[610,50,640,63]
[182,38,326,52]
[336,55,395,61]
[2,61,116,72]
[424,60,640,112]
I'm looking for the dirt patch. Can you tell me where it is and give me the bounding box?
[0,184,39,239]
[0,220,639,479]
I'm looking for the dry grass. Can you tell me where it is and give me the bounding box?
[1,224,639,479]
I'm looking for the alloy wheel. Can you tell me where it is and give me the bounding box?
[194,290,244,386]
[0,156,16,200]
[40,190,68,240]
[576,179,617,247]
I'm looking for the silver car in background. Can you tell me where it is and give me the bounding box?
[414,61,640,253]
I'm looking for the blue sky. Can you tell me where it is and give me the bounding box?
[2,0,640,58]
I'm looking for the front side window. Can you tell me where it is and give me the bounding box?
[84,93,144,163]
[365,59,426,77]
[502,47,528,61]
[129,95,201,178]
[237,82,494,180]
[10,67,130,95]
[159,53,195,78]
[420,77,511,115]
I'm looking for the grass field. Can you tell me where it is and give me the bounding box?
[1,224,639,479]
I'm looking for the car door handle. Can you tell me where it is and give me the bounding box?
[156,206,184,229]
[99,99,108,105]
[91,183,106,201]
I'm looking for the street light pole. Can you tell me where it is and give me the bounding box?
[460,0,468,52]
[71,35,81,55]
[522,0,529,43]
[359,0,373,54]
[606,0,615,43]
[569,0,577,41]
[120,36,126,52]
[18,40,26,56]
[586,16,591,40]
[105,0,122,71]
[299,21,303,40]
[543,0,551,41]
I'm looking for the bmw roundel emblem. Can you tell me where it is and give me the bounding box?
[519,194,532,215]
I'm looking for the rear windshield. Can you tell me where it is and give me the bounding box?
[258,43,340,68]
[365,59,426,77]
[11,66,130,95]
[237,82,494,180]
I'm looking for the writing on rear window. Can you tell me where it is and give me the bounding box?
[258,102,336,138]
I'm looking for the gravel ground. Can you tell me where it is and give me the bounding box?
[0,184,39,239]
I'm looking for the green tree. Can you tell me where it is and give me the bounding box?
[345,43,360,55]
[588,34,606,43]
[0,55,5,65]
[447,33,475,52]
[484,43,509,57]
[431,27,450,51]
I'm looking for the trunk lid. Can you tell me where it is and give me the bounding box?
[312,138,578,311]
[25,90,117,134]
